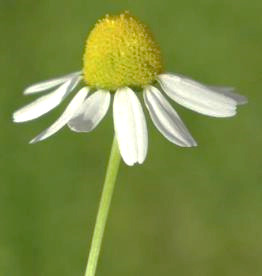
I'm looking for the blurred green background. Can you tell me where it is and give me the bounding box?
[1,0,261,275]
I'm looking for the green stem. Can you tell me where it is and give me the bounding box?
[84,136,121,276]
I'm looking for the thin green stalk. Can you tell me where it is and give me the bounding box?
[84,136,121,276]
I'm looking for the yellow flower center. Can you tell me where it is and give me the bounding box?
[83,11,164,91]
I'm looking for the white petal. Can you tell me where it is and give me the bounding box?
[158,74,238,117]
[13,75,81,123]
[68,90,110,132]
[113,87,148,166]
[30,87,88,144]
[143,86,197,147]
[208,86,247,105]
[24,71,82,95]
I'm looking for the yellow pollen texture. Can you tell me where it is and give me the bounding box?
[83,11,164,91]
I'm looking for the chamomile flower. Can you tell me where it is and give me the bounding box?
[13,11,247,166]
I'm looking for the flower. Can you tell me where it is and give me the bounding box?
[13,11,247,166]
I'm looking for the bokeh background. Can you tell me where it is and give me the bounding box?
[1,0,261,275]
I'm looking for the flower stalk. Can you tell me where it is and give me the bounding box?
[84,136,121,276]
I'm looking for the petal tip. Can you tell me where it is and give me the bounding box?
[138,158,146,165]
[29,135,45,144]
[190,141,198,147]
[123,159,135,166]
[12,115,18,123]
[239,96,248,105]
[12,112,24,123]
[186,139,198,147]
[180,141,198,147]
[29,138,37,144]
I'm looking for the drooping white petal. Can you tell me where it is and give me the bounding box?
[143,86,197,147]
[158,74,238,117]
[13,75,81,123]
[68,90,110,132]
[30,87,88,144]
[208,86,247,105]
[24,71,82,95]
[113,87,148,166]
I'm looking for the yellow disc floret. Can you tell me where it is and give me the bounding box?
[83,11,164,91]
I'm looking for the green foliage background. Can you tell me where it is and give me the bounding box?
[0,0,261,275]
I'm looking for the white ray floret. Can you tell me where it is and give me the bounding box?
[13,75,82,123]
[24,71,82,95]
[13,69,247,166]
[158,74,238,117]
[68,89,111,132]
[30,87,88,144]
[143,85,197,147]
[113,87,148,166]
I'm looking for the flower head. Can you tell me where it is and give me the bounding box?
[13,11,247,166]
[83,11,163,90]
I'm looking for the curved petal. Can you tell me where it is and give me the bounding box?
[68,90,110,132]
[13,75,81,123]
[24,71,82,95]
[143,86,197,147]
[208,86,247,105]
[30,87,88,144]
[158,74,238,117]
[113,87,148,166]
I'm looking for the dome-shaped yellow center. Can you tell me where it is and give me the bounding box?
[83,11,164,91]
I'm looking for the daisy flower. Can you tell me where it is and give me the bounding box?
[13,11,247,166]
